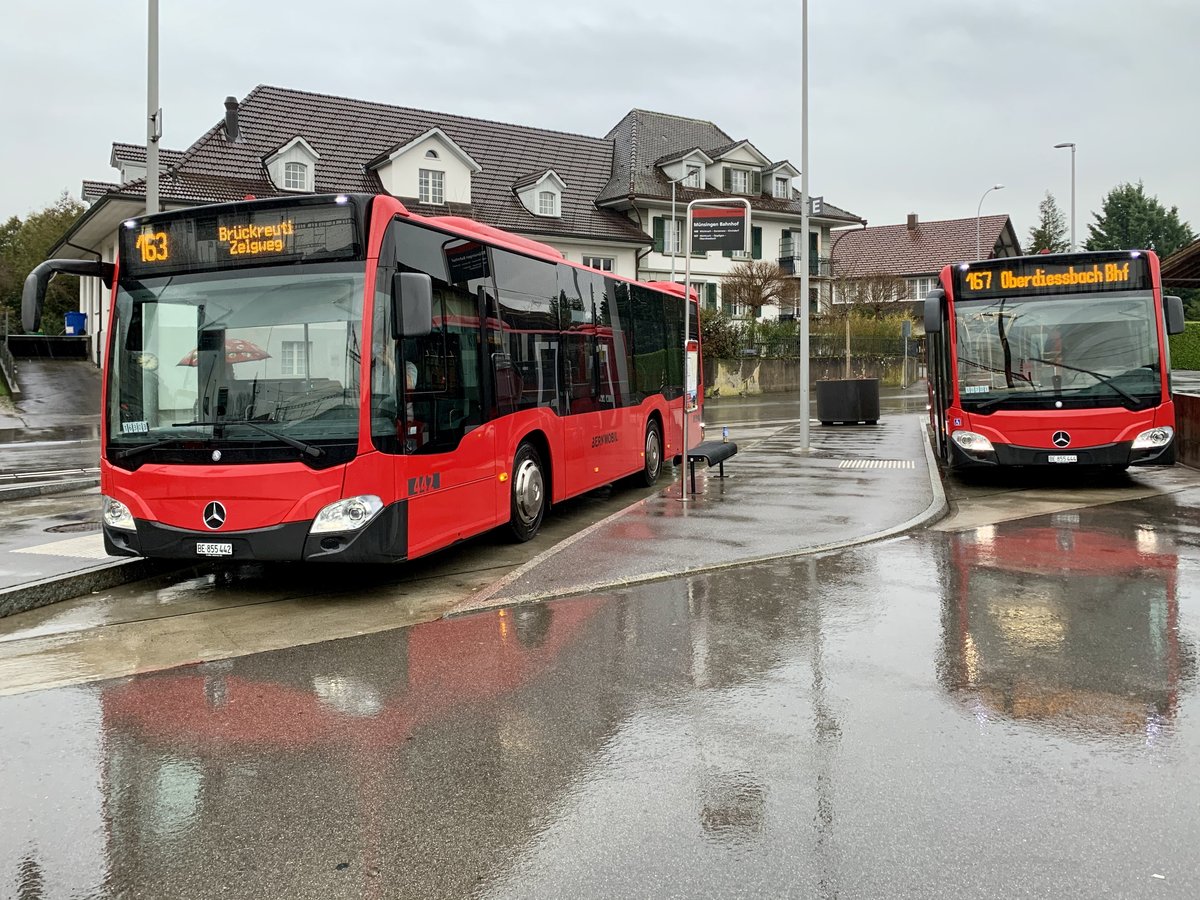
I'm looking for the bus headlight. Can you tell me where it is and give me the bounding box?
[310,495,384,534]
[1132,426,1173,450]
[951,430,995,454]
[102,496,136,531]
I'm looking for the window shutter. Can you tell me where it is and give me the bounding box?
[723,248,732,259]
[752,227,762,260]
[751,171,762,195]
[723,168,732,192]
[653,217,664,254]
[705,283,717,308]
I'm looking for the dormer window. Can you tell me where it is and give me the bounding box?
[684,165,702,188]
[730,168,749,194]
[773,176,789,199]
[284,162,308,191]
[419,169,445,205]
[515,169,566,218]
[264,136,320,193]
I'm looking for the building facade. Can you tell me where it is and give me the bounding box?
[55,86,864,364]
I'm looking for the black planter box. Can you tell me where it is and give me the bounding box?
[816,378,880,425]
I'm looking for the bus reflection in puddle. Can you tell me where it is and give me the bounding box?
[938,517,1194,740]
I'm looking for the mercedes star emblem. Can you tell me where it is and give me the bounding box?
[1052,431,1071,448]
[203,501,227,530]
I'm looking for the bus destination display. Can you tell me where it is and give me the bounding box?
[956,255,1150,300]
[120,201,361,278]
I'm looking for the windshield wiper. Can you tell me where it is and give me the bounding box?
[1024,357,1141,407]
[174,419,325,458]
[113,437,191,460]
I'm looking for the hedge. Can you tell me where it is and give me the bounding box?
[1169,322,1200,371]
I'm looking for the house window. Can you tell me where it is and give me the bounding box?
[664,218,681,255]
[684,165,702,188]
[773,176,789,199]
[538,190,558,217]
[907,276,934,300]
[425,149,439,159]
[281,341,311,376]
[730,168,749,194]
[283,162,308,191]
[582,256,614,271]
[419,169,444,204]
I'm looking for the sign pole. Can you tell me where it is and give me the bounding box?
[679,198,752,501]
[798,0,810,450]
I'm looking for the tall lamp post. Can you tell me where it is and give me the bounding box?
[798,0,811,450]
[1053,142,1076,250]
[975,183,1005,260]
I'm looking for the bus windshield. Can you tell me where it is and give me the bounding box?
[954,290,1161,411]
[108,262,365,456]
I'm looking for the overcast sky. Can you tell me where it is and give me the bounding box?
[2,0,1197,244]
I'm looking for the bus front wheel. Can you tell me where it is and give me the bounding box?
[508,442,546,542]
[635,420,663,487]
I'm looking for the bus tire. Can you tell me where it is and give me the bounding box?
[507,442,546,542]
[635,419,663,487]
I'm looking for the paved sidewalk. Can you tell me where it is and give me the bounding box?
[452,413,944,615]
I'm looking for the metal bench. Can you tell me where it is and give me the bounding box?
[687,440,738,493]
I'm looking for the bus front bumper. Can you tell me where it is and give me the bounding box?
[948,438,1175,469]
[103,501,409,563]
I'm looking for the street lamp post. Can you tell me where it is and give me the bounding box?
[975,183,1005,260]
[1053,142,1076,250]
[798,0,811,451]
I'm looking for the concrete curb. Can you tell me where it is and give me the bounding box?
[446,417,948,618]
[0,477,100,502]
[0,558,189,619]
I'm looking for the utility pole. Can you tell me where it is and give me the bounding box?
[146,0,161,214]
[798,0,811,450]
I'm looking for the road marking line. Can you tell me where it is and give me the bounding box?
[838,459,917,469]
[13,534,109,560]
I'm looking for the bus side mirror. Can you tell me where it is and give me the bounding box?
[391,272,433,339]
[923,289,944,334]
[22,258,114,332]
[1165,295,1185,335]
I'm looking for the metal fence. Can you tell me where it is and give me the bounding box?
[734,333,925,360]
[0,310,17,394]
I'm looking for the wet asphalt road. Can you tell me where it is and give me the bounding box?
[4,488,1198,899]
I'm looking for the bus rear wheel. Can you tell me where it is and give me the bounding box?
[507,442,546,542]
[635,420,663,487]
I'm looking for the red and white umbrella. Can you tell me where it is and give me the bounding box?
[177,338,271,367]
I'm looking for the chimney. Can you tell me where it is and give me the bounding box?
[907,213,918,231]
[224,96,240,143]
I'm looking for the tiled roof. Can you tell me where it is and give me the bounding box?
[596,108,863,223]
[116,85,648,245]
[830,215,1018,278]
[110,142,185,170]
[82,180,120,201]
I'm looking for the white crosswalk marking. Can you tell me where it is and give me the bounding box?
[837,459,917,469]
[13,534,109,560]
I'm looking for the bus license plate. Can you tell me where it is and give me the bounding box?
[1047,454,1078,464]
[196,542,233,557]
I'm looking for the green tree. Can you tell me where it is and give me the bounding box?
[1085,181,1195,257]
[1026,191,1070,253]
[0,192,86,333]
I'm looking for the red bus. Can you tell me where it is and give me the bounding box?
[23,194,702,562]
[940,522,1187,734]
[924,250,1186,470]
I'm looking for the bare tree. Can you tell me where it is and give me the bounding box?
[721,260,798,317]
[828,271,911,319]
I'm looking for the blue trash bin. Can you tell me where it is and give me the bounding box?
[64,311,88,335]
